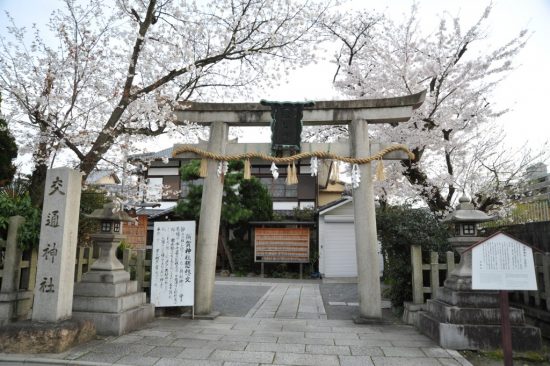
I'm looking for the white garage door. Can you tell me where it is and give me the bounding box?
[323,222,357,277]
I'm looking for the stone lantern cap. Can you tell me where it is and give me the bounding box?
[86,202,135,222]
[442,194,494,223]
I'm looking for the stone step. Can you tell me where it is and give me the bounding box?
[73,292,146,313]
[426,299,525,325]
[73,280,138,297]
[417,311,542,351]
[72,303,154,336]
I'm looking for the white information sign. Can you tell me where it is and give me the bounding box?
[472,232,537,290]
[151,221,195,307]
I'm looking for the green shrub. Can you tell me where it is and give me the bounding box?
[0,189,41,250]
[377,205,450,308]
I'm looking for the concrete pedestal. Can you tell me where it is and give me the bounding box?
[417,284,541,351]
[72,269,153,335]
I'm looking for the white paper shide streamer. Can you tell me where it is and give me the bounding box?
[217,161,229,177]
[310,157,318,176]
[270,162,279,179]
[351,164,361,188]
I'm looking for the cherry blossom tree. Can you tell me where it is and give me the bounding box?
[0,0,329,205]
[315,3,546,215]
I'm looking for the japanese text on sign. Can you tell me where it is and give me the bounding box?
[151,221,195,307]
[472,232,537,291]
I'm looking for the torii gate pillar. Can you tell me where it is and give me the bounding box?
[351,119,381,320]
[195,122,228,315]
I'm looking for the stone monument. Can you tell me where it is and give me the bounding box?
[72,202,154,335]
[1,168,95,354]
[417,194,542,350]
[33,168,82,322]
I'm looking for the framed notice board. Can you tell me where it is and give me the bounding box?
[151,221,195,307]
[254,227,310,263]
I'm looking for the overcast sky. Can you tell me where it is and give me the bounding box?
[1,0,549,153]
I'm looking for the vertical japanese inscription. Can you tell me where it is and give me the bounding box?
[40,177,66,292]
[33,168,82,322]
[151,221,195,307]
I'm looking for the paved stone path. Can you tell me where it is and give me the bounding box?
[0,279,473,365]
[0,316,471,365]
[244,282,327,319]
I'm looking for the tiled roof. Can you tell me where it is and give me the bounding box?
[128,147,173,162]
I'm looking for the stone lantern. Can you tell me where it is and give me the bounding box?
[417,193,541,351]
[86,202,134,274]
[442,194,494,290]
[72,202,153,335]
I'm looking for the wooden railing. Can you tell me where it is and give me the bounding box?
[122,246,152,294]
[410,245,455,304]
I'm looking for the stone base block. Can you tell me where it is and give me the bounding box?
[73,303,154,336]
[417,311,542,351]
[73,292,146,313]
[81,269,131,284]
[427,299,525,325]
[0,291,34,325]
[402,302,425,325]
[0,319,95,353]
[74,280,138,297]
[437,287,500,307]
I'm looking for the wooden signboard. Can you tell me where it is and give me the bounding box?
[254,227,309,263]
[471,232,537,291]
[151,221,195,307]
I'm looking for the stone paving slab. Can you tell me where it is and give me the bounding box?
[0,279,473,366]
[0,316,473,366]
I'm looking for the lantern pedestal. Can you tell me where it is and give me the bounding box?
[417,286,541,351]
[416,195,541,351]
[72,206,153,335]
[72,258,154,335]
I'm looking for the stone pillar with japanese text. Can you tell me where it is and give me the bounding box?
[32,168,82,322]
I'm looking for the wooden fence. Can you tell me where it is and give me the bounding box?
[483,200,550,228]
[410,245,456,304]
[122,246,152,294]
[511,252,550,310]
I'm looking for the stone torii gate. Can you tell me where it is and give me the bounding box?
[172,91,425,320]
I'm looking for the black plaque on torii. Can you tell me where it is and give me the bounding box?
[260,100,314,155]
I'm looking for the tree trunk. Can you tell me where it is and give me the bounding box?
[401,154,451,215]
[28,135,51,207]
[219,225,235,273]
[29,163,48,208]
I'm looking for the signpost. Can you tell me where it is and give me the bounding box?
[151,221,196,312]
[471,232,538,366]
